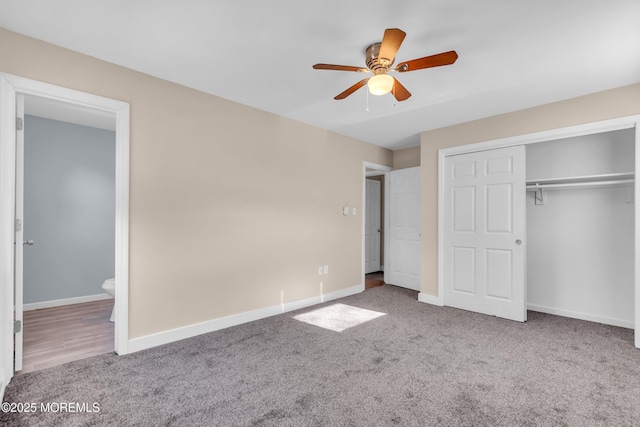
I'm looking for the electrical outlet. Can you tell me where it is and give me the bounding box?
[343,207,349,216]
[323,265,329,274]
[352,207,357,215]
[318,266,324,275]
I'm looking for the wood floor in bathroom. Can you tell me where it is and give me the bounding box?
[18,299,114,375]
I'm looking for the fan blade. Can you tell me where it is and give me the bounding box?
[335,79,369,100]
[396,50,458,72]
[391,78,411,101]
[378,28,406,64]
[313,63,368,72]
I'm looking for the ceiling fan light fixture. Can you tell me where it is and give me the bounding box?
[367,73,394,96]
[313,28,455,102]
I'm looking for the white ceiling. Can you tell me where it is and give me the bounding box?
[1,0,639,150]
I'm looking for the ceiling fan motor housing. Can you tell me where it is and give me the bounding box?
[365,42,393,75]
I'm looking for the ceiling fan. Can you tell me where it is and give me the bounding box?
[313,28,458,102]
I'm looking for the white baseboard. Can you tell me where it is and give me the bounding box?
[527,303,634,329]
[324,283,365,301]
[418,292,443,306]
[23,293,112,311]
[128,284,365,354]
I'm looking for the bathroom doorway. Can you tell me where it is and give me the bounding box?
[0,73,131,381]
[18,96,116,373]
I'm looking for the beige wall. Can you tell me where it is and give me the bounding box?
[0,29,393,338]
[420,83,640,296]
[392,146,420,169]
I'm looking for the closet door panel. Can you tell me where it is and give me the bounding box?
[485,248,513,300]
[485,183,512,233]
[444,146,526,322]
[451,247,475,294]
[452,186,475,232]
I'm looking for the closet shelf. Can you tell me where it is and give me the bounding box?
[526,172,634,191]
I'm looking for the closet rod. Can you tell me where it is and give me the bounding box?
[526,178,634,190]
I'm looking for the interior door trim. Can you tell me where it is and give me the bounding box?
[362,162,391,288]
[0,73,131,384]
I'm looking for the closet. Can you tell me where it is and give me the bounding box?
[525,129,635,328]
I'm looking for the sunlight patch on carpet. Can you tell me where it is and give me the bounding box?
[293,303,386,332]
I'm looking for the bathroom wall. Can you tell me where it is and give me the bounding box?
[23,115,116,305]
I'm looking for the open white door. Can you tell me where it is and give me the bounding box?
[443,146,526,322]
[365,179,381,274]
[387,167,420,290]
[13,94,24,372]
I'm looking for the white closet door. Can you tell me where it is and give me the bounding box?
[387,167,420,290]
[365,179,381,274]
[444,146,526,322]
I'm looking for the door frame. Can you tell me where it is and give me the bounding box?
[0,73,130,384]
[362,162,391,285]
[436,115,640,347]
[364,177,382,274]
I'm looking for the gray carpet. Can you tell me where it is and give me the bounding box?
[2,285,640,426]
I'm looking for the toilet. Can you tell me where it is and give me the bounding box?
[102,278,115,322]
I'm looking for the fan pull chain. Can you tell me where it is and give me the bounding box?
[365,89,370,112]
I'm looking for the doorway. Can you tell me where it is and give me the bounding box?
[525,129,635,328]
[18,101,116,373]
[363,162,391,290]
[0,73,130,384]
[365,175,384,290]
[362,163,422,291]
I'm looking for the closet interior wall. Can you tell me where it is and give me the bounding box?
[526,129,635,328]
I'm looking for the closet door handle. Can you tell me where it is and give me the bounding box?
[515,239,522,245]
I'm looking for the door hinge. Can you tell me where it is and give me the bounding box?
[15,219,22,232]
[14,320,21,333]
[16,117,23,131]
